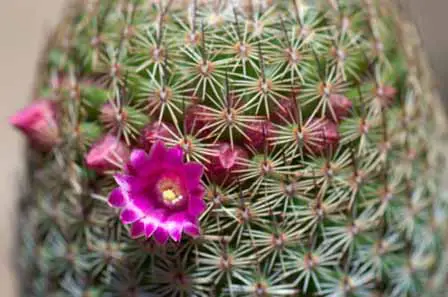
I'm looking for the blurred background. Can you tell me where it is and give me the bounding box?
[0,1,447,295]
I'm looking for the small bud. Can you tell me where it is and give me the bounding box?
[85,134,130,174]
[207,143,248,184]
[139,122,173,151]
[309,119,340,155]
[243,120,274,151]
[328,94,352,121]
[99,103,118,129]
[271,98,295,123]
[184,104,214,137]
[9,99,60,151]
[376,85,397,108]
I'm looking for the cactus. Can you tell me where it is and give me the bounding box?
[11,0,448,296]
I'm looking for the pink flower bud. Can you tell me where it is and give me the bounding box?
[243,120,274,151]
[184,104,214,137]
[376,85,397,108]
[271,98,295,123]
[308,118,340,155]
[99,103,118,130]
[207,143,248,184]
[328,94,352,121]
[85,134,130,174]
[139,122,174,151]
[9,99,60,151]
[271,88,300,123]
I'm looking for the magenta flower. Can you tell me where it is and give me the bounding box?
[108,141,206,243]
[9,99,60,151]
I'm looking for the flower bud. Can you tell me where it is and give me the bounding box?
[85,134,130,174]
[9,99,60,151]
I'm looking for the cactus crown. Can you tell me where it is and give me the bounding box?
[15,0,448,296]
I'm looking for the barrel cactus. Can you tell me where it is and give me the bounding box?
[11,0,448,296]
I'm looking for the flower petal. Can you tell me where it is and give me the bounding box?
[183,162,203,189]
[149,141,167,161]
[188,186,206,217]
[108,188,128,208]
[153,226,169,244]
[141,210,165,238]
[120,207,144,224]
[130,221,145,238]
[114,174,148,194]
[128,149,149,172]
[184,222,200,237]
[130,193,156,215]
[166,146,183,165]
[165,213,188,242]
[114,174,132,192]
[167,223,183,242]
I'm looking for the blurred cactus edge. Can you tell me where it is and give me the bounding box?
[12,1,448,297]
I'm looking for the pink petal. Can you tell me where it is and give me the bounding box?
[188,186,206,217]
[85,134,129,173]
[219,144,238,169]
[10,100,60,150]
[10,100,54,130]
[131,194,156,215]
[184,222,200,237]
[108,188,128,208]
[153,226,169,244]
[145,222,158,238]
[128,149,148,172]
[114,174,132,192]
[166,146,183,165]
[114,174,149,194]
[130,221,145,238]
[184,162,203,189]
[149,141,167,161]
[165,213,197,242]
[120,207,144,224]
[142,211,164,238]
[167,222,183,242]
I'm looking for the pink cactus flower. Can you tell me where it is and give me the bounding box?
[108,141,205,243]
[9,99,60,151]
[85,134,130,174]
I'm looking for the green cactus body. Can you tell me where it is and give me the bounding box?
[16,1,448,296]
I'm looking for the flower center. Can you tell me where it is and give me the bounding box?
[162,189,182,204]
[157,176,186,208]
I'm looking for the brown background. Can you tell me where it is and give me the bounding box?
[0,1,446,295]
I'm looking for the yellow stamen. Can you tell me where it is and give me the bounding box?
[163,189,177,202]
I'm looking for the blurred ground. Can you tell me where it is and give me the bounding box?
[0,1,447,296]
